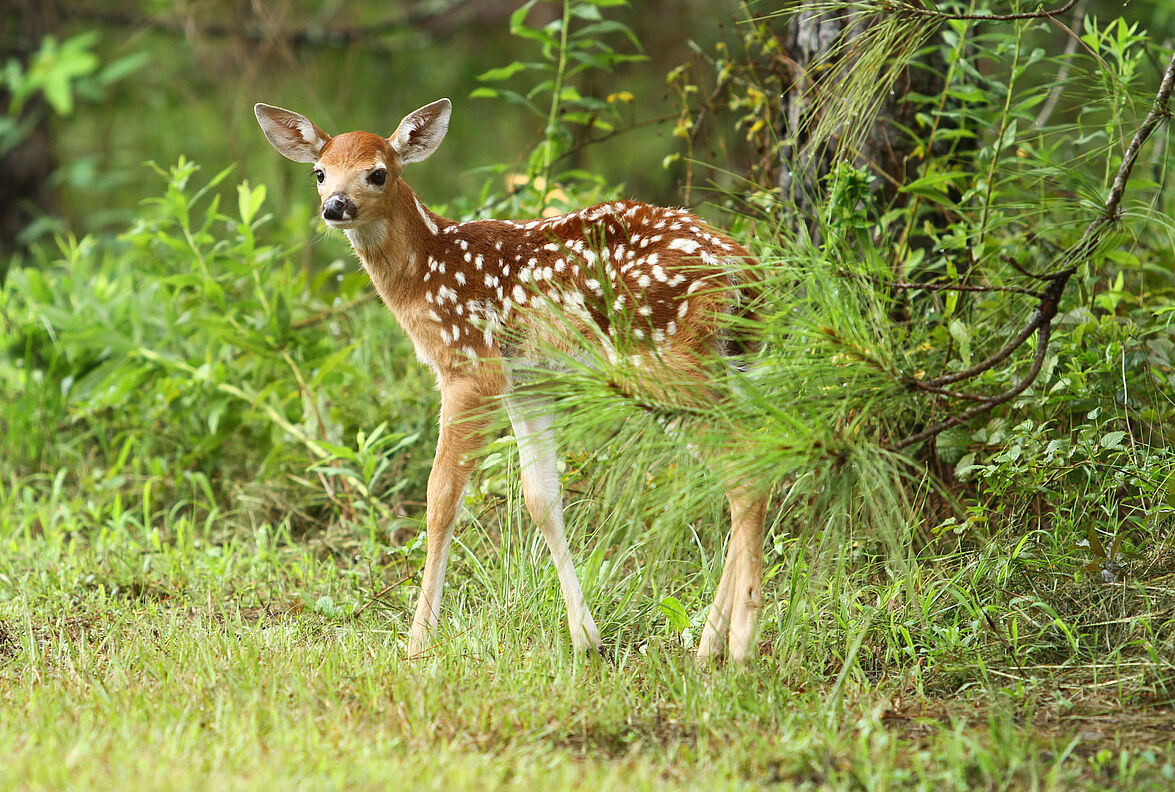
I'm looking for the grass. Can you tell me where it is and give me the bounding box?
[2,463,1174,791]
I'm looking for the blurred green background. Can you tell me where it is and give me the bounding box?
[6,0,747,255]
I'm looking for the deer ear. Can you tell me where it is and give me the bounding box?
[254,103,332,163]
[389,99,451,164]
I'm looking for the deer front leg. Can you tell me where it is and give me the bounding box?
[408,374,502,657]
[506,395,602,654]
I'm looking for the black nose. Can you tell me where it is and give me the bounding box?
[322,194,356,221]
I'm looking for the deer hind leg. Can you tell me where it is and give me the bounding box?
[408,374,502,658]
[506,394,602,653]
[697,483,768,663]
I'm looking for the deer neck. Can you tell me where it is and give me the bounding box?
[345,178,449,310]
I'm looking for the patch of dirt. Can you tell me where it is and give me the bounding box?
[880,696,1175,754]
[236,600,306,623]
[552,716,700,759]
[80,578,175,603]
[0,620,16,660]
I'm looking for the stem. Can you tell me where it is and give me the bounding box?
[892,0,1078,23]
[977,22,1023,250]
[541,0,572,208]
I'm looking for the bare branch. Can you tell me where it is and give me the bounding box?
[891,48,1175,449]
[889,0,1078,23]
[883,279,1044,299]
[894,292,1055,449]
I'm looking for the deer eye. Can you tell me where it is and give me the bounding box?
[313,169,325,184]
[369,168,387,186]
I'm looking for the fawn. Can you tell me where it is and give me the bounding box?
[255,98,768,661]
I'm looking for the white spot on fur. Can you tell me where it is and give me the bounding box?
[455,271,466,286]
[668,238,699,254]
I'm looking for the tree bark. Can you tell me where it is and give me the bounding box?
[778,6,948,227]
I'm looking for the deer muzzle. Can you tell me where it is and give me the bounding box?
[322,194,358,224]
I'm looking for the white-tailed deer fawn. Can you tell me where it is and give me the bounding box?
[255,98,768,661]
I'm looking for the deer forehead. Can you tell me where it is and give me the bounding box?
[317,131,395,171]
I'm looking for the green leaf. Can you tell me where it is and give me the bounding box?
[97,51,149,85]
[275,293,291,340]
[237,181,266,225]
[478,61,530,82]
[657,596,690,632]
[1100,431,1126,450]
[948,319,971,367]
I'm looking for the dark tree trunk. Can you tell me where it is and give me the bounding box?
[1,0,60,270]
[777,6,948,226]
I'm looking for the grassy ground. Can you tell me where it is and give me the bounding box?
[2,467,1173,792]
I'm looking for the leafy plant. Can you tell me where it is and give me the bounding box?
[0,158,434,534]
[471,0,645,211]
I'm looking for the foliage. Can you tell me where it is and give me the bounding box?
[469,0,646,214]
[1,158,435,538]
[1,31,147,251]
[655,2,1175,556]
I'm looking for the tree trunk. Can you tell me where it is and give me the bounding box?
[778,6,948,227]
[1,0,60,271]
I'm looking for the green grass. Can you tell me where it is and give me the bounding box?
[2,466,1174,791]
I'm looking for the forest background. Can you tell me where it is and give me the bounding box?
[3,0,1175,789]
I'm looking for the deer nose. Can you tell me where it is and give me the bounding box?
[322,194,357,222]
